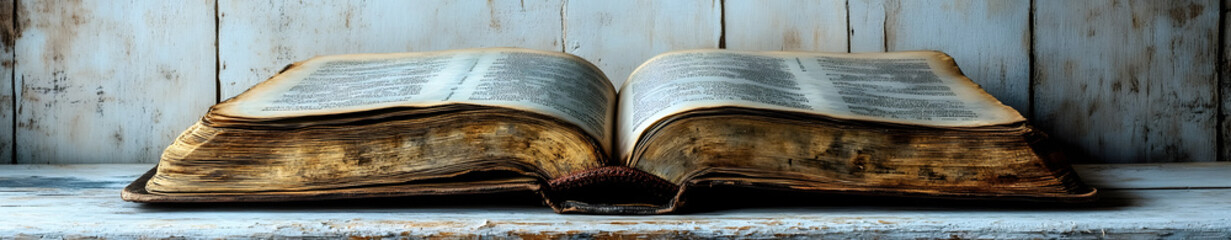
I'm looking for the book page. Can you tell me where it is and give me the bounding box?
[617,50,1025,160]
[449,51,616,147]
[212,48,615,151]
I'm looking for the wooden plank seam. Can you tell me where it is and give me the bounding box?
[214,0,221,104]
[6,0,13,164]
[718,0,726,49]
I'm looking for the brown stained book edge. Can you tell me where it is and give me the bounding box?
[123,108,1098,210]
[121,166,542,203]
[629,107,1099,198]
[685,178,1099,204]
[123,166,1097,214]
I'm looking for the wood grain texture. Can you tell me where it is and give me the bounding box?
[1,1,1225,164]
[1034,0,1220,163]
[13,0,216,163]
[0,0,14,163]
[849,0,1032,114]
[564,0,721,87]
[3,163,1230,238]
[218,0,565,99]
[1222,1,1230,162]
[847,0,884,53]
[1075,162,1231,189]
[723,0,847,52]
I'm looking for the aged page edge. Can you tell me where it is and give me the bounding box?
[616,49,1027,163]
[210,48,617,153]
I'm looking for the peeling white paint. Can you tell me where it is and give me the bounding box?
[1,0,1227,164]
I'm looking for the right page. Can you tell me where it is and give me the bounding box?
[617,50,1026,163]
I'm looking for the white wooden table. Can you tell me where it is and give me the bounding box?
[1,163,1229,239]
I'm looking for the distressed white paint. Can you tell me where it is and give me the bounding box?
[724,0,848,52]
[848,0,885,52]
[0,0,13,163]
[850,0,1032,114]
[1034,0,1219,163]
[218,0,565,99]
[13,0,216,163]
[2,0,1229,163]
[1,163,1229,238]
[564,0,722,88]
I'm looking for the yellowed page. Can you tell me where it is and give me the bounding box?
[617,49,1025,162]
[212,48,616,151]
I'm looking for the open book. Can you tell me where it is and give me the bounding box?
[122,48,1096,214]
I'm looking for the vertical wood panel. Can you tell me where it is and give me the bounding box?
[848,0,885,52]
[218,0,564,99]
[850,0,1032,114]
[1222,0,1230,162]
[1,0,14,163]
[14,0,217,163]
[565,0,721,88]
[724,0,847,52]
[1,1,1222,163]
[1034,0,1219,163]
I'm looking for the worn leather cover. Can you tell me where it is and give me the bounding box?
[543,166,680,214]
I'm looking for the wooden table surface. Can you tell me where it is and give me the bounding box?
[1,163,1229,239]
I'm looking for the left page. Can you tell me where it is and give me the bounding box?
[211,48,616,151]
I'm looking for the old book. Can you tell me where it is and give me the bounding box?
[122,48,1096,214]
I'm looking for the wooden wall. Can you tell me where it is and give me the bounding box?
[1,0,1226,163]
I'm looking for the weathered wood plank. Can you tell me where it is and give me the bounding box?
[218,0,565,99]
[1,0,1224,165]
[13,0,216,163]
[849,0,1032,114]
[723,0,847,52]
[1034,0,1220,163]
[847,0,884,53]
[0,0,14,164]
[1,163,1229,239]
[1222,1,1230,162]
[1072,162,1231,189]
[564,0,721,88]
